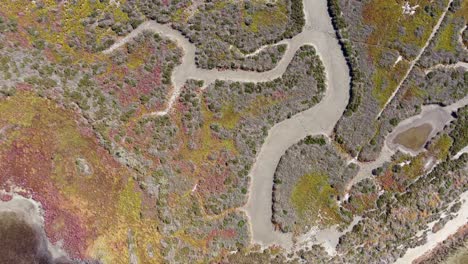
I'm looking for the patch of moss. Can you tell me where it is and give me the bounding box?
[363,0,448,106]
[428,134,453,160]
[219,103,241,130]
[372,58,409,107]
[290,172,342,227]
[402,155,425,179]
[243,0,288,33]
[435,21,456,52]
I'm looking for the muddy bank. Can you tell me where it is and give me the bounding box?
[0,211,54,264]
[0,194,70,264]
[349,96,468,189]
[386,103,458,156]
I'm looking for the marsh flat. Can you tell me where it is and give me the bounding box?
[392,123,433,152]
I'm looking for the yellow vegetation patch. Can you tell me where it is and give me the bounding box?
[291,172,343,228]
[244,0,288,33]
[428,134,453,160]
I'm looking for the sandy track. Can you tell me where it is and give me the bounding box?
[104,19,316,116]
[394,190,468,264]
[243,0,350,249]
[424,61,468,74]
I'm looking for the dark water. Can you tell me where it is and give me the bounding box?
[0,212,53,264]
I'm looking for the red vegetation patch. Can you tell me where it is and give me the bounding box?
[0,94,151,260]
[378,170,404,192]
[205,228,236,247]
[197,152,233,195]
[15,82,33,92]
[0,134,89,258]
[0,193,12,202]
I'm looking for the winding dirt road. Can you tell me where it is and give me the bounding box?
[102,0,466,257]
[103,15,323,116]
[242,0,349,249]
[104,0,350,249]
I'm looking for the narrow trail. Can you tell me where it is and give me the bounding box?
[453,145,468,160]
[103,20,311,116]
[459,25,467,51]
[377,0,454,118]
[230,41,287,58]
[423,61,468,74]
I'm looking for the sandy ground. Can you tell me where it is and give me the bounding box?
[296,216,362,255]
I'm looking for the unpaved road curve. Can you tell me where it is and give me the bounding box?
[243,0,350,249]
[104,0,350,249]
[104,17,316,116]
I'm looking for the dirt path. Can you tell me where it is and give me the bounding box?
[103,20,312,116]
[424,61,468,74]
[394,190,468,264]
[453,145,468,160]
